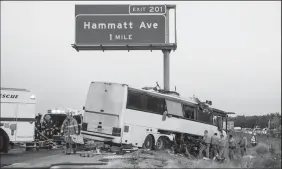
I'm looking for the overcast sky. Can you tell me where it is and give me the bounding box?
[1,1,281,116]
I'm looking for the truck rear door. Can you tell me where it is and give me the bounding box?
[15,103,36,142]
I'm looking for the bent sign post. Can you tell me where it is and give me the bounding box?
[72,4,177,91]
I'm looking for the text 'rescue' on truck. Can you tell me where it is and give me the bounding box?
[0,88,36,153]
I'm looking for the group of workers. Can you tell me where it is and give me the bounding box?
[34,110,79,155]
[198,130,254,161]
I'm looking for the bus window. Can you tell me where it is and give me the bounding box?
[222,116,227,131]
[126,90,165,115]
[126,91,145,111]
[213,115,217,125]
[144,95,165,115]
[165,100,183,117]
[197,109,213,124]
[183,105,195,120]
[218,116,223,129]
[213,114,223,129]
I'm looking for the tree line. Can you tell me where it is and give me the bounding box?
[228,112,281,129]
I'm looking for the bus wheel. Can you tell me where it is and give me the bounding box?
[0,136,3,152]
[143,135,154,150]
[155,137,166,150]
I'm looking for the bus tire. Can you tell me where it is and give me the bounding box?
[155,137,166,150]
[0,136,3,152]
[0,129,9,153]
[143,135,154,150]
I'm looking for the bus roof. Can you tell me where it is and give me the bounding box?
[90,81,228,116]
[1,88,30,92]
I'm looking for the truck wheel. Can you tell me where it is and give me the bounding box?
[155,137,166,150]
[143,135,154,150]
[0,129,9,153]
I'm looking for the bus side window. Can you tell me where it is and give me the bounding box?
[183,105,195,120]
[198,109,213,124]
[126,91,145,111]
[144,95,165,115]
[213,115,217,125]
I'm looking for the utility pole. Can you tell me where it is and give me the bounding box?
[163,5,171,91]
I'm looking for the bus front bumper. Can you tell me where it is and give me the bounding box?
[81,131,121,143]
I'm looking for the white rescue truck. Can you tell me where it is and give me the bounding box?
[81,82,228,150]
[0,88,36,153]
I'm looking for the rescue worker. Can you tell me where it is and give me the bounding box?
[238,133,248,157]
[42,114,53,138]
[217,134,226,159]
[228,134,236,161]
[35,113,42,140]
[61,110,79,155]
[251,133,258,147]
[42,114,54,149]
[198,130,211,159]
[210,133,219,159]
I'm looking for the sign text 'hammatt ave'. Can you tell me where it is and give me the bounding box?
[75,5,166,46]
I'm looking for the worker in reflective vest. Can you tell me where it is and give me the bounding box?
[42,114,53,139]
[35,113,42,140]
[61,110,79,155]
[251,133,258,147]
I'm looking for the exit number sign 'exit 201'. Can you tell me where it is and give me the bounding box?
[75,5,167,47]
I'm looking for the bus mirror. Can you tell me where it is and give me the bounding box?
[83,106,85,110]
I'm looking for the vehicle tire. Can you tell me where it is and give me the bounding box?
[0,136,3,152]
[155,137,166,150]
[143,135,154,150]
[0,129,9,153]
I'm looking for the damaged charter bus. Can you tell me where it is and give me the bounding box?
[81,82,228,150]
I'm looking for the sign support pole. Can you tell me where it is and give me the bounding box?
[163,6,171,91]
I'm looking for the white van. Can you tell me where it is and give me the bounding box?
[0,88,36,153]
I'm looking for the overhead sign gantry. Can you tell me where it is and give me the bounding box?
[72,4,177,91]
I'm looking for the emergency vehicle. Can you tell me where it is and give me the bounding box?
[81,82,228,150]
[0,88,36,153]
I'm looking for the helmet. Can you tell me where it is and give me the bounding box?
[45,114,51,120]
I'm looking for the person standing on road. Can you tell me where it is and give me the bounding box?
[251,133,258,147]
[35,113,42,140]
[42,114,54,149]
[210,133,219,159]
[42,114,53,139]
[217,134,226,159]
[228,134,236,161]
[61,110,79,155]
[238,133,248,157]
[198,130,211,159]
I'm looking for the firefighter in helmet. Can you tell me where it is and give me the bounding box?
[61,109,79,155]
[42,114,54,148]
